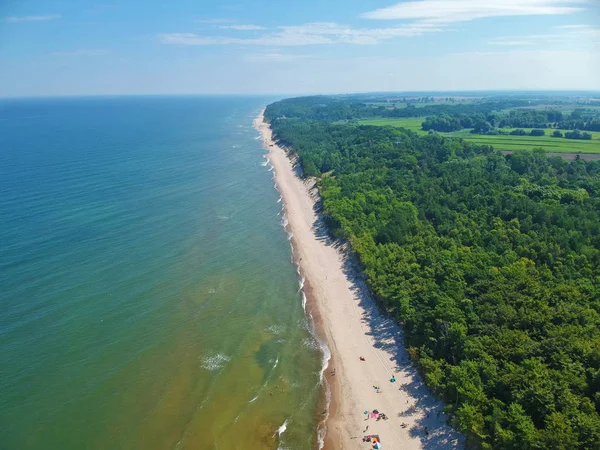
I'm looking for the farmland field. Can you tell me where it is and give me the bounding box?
[358,117,424,132]
[358,118,600,154]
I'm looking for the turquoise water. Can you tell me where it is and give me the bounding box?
[0,97,323,449]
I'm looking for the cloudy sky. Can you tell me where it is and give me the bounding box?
[0,0,599,96]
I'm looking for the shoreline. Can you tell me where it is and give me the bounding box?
[254,111,463,450]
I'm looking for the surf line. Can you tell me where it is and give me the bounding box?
[255,112,332,449]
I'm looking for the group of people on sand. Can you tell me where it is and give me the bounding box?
[362,434,381,449]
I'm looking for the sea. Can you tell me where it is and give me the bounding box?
[0,96,325,450]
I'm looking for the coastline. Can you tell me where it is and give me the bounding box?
[254,111,463,450]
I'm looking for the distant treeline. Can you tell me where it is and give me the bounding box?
[264,96,531,122]
[264,96,600,136]
[265,96,600,449]
[422,110,600,135]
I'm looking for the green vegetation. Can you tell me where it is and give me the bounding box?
[357,118,600,154]
[265,95,600,155]
[266,94,600,449]
[358,117,424,132]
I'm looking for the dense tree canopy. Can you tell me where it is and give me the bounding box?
[266,98,600,449]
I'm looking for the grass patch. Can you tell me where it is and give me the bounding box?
[358,117,425,132]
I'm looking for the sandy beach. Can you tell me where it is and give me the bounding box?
[255,111,462,450]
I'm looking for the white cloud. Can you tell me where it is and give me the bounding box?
[51,49,110,56]
[488,24,600,46]
[3,14,61,22]
[159,21,443,46]
[362,0,586,23]
[219,24,266,30]
[556,24,591,29]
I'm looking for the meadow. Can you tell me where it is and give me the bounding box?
[358,118,600,154]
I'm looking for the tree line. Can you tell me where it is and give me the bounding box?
[421,109,599,138]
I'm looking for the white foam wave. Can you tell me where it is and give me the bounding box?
[298,276,305,292]
[318,338,331,383]
[249,395,259,403]
[286,231,293,241]
[201,353,231,371]
[261,160,269,166]
[281,215,289,227]
[301,292,307,312]
[273,357,279,369]
[276,419,288,437]
[277,197,282,203]
[266,324,285,335]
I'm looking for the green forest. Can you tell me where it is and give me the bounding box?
[265,96,600,449]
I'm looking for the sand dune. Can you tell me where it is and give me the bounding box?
[255,112,463,450]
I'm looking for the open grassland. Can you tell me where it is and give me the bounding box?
[358,117,424,132]
[359,118,600,154]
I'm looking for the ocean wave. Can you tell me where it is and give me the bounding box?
[298,276,305,293]
[201,353,231,371]
[318,338,331,384]
[266,324,285,335]
[276,419,288,437]
[301,291,307,312]
[277,197,282,203]
[249,395,259,403]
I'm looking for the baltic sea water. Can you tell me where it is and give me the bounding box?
[0,96,322,449]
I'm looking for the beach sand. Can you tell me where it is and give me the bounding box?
[255,112,463,450]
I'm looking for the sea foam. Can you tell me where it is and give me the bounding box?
[201,353,231,371]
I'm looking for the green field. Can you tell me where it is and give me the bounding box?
[359,117,424,132]
[358,118,600,154]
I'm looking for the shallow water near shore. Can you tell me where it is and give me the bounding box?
[0,96,322,449]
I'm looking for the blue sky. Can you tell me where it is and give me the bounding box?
[0,0,599,96]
